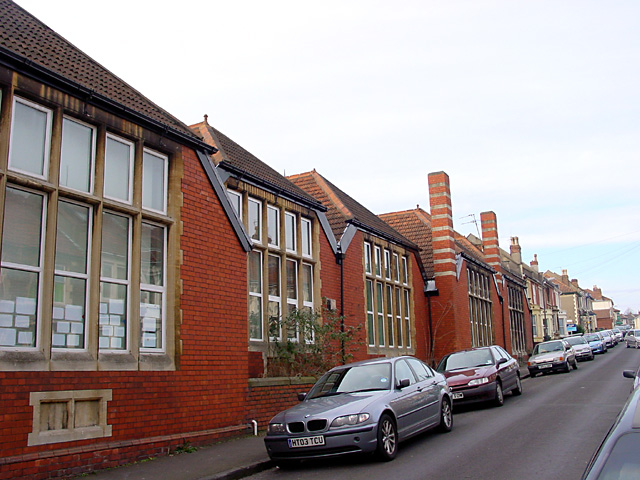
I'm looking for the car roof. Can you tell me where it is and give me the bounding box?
[329,355,412,371]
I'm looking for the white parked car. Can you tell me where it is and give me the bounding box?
[564,335,595,361]
[626,330,640,349]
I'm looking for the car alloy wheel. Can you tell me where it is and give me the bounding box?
[438,399,453,433]
[494,382,504,407]
[513,375,523,396]
[376,414,397,461]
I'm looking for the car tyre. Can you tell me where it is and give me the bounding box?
[573,359,578,370]
[376,414,397,461]
[529,371,537,378]
[563,361,571,373]
[438,398,453,433]
[512,375,523,396]
[493,381,504,407]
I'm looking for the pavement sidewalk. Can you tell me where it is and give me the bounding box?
[83,434,273,480]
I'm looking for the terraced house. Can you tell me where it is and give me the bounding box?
[0,2,253,478]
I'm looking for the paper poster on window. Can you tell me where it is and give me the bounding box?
[142,332,156,348]
[16,297,36,315]
[142,317,157,332]
[70,322,84,334]
[17,331,33,345]
[15,315,30,328]
[65,305,83,321]
[52,334,66,347]
[67,334,80,347]
[0,300,15,313]
[56,321,71,334]
[100,302,108,314]
[99,336,110,348]
[110,337,123,349]
[142,304,161,319]
[100,314,110,325]
[101,326,113,337]
[53,307,65,319]
[110,315,121,326]
[109,299,125,315]
[0,314,12,327]
[114,326,125,337]
[0,328,17,346]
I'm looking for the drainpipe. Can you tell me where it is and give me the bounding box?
[337,248,345,364]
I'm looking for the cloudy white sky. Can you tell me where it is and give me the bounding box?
[15,0,640,313]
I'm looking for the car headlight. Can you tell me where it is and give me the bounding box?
[331,413,370,427]
[468,377,489,386]
[268,423,286,434]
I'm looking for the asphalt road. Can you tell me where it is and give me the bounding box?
[250,344,640,480]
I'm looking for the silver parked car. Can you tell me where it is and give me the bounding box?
[527,339,577,377]
[564,335,595,361]
[264,356,453,465]
[626,330,640,349]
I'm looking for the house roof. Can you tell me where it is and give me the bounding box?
[544,270,583,295]
[190,120,323,210]
[288,170,416,249]
[378,208,434,278]
[0,0,203,146]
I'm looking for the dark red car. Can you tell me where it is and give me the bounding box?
[436,345,522,407]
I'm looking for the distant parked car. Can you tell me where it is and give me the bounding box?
[436,345,522,407]
[582,386,640,479]
[598,330,615,348]
[612,328,623,343]
[626,330,640,349]
[584,333,607,354]
[564,335,595,361]
[527,339,577,377]
[264,356,453,465]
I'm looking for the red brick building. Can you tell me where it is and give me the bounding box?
[0,2,253,478]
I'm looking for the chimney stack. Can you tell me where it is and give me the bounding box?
[530,254,539,272]
[593,285,602,300]
[428,172,456,278]
[510,236,522,265]
[480,211,501,280]
[562,269,569,284]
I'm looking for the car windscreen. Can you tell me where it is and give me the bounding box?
[585,334,600,342]
[306,363,392,399]
[533,341,564,354]
[592,432,640,479]
[437,350,494,371]
[566,336,586,345]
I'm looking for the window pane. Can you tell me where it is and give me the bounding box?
[142,150,166,213]
[248,199,261,242]
[268,255,280,297]
[140,223,164,286]
[287,260,297,300]
[60,118,93,192]
[249,251,262,294]
[285,213,296,251]
[249,295,262,340]
[301,218,311,257]
[99,282,127,350]
[267,207,279,246]
[140,290,162,349]
[52,275,85,349]
[9,99,49,177]
[302,264,312,303]
[101,212,129,280]
[2,188,43,267]
[364,243,372,274]
[104,136,132,202]
[0,268,38,347]
[227,190,241,218]
[268,300,281,338]
[55,201,90,274]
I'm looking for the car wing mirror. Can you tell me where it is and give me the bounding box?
[623,370,636,380]
[496,358,507,366]
[397,378,411,389]
[298,392,307,401]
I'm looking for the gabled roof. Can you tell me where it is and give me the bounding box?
[0,0,204,147]
[288,170,416,249]
[190,120,323,210]
[544,270,583,295]
[378,208,434,278]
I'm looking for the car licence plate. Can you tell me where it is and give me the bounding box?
[539,363,552,369]
[452,392,464,399]
[288,436,325,448]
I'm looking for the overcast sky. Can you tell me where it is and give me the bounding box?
[15,0,640,314]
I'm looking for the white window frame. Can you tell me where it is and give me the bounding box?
[376,282,385,347]
[402,256,408,285]
[104,133,134,204]
[52,199,93,351]
[285,212,297,253]
[286,259,298,342]
[139,221,167,353]
[141,148,168,215]
[267,254,282,340]
[248,250,264,341]
[226,189,242,219]
[0,186,47,350]
[302,262,314,344]
[393,253,400,283]
[364,242,372,274]
[384,249,391,280]
[374,246,382,278]
[404,289,411,349]
[60,116,96,195]
[8,96,52,180]
[99,211,132,353]
[301,217,312,258]
[366,279,375,347]
[386,284,394,347]
[395,287,403,348]
[267,206,280,248]
[248,197,262,244]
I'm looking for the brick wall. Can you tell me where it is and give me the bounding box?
[0,147,250,479]
[246,378,315,429]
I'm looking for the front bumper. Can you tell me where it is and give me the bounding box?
[264,423,378,461]
[449,381,496,405]
[575,349,593,360]
[528,361,568,375]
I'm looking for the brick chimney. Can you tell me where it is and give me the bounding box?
[562,269,569,284]
[480,211,501,280]
[593,285,602,300]
[428,172,456,278]
[571,279,580,288]
[510,236,522,265]
[530,254,539,272]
